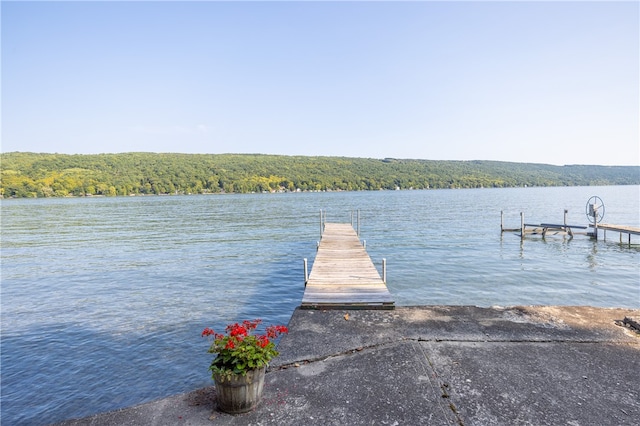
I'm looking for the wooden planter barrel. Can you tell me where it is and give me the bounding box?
[213,367,266,414]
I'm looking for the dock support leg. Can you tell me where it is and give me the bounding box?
[303,258,308,286]
[520,212,525,240]
[382,258,387,284]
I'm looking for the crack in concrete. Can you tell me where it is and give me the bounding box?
[272,336,639,372]
[272,340,401,370]
[411,337,640,345]
[413,341,466,426]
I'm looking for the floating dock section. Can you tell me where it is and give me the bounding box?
[501,210,639,245]
[301,223,394,310]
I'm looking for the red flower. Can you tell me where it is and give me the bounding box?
[243,319,261,330]
[265,325,289,339]
[227,323,249,337]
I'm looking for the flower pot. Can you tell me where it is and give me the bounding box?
[213,367,266,414]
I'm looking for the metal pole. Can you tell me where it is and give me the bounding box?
[382,258,387,284]
[520,212,524,240]
[363,239,366,249]
[563,209,568,231]
[319,209,323,238]
[303,258,308,286]
[357,209,361,236]
[500,210,504,232]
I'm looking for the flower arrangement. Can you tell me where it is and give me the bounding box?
[202,319,289,382]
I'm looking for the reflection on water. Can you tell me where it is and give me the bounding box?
[587,241,600,271]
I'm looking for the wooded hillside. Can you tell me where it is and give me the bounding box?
[1,152,638,198]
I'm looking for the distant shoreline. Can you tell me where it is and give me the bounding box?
[2,152,639,198]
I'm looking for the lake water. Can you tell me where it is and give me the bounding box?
[1,186,639,425]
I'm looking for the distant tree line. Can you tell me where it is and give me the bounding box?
[1,152,638,198]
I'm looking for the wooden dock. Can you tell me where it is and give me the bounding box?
[501,211,638,245]
[301,223,394,310]
[589,223,640,245]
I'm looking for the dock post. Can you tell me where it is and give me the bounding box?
[320,209,324,238]
[520,212,525,239]
[303,258,308,286]
[564,209,573,237]
[382,258,387,284]
[357,209,361,237]
[501,210,504,232]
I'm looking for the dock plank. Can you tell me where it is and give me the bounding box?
[301,223,394,310]
[590,223,640,235]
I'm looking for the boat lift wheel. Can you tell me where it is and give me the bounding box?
[585,196,605,224]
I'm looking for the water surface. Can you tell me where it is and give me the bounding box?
[1,186,638,424]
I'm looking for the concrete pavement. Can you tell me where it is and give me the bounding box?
[56,305,640,425]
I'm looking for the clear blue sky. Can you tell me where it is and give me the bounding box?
[2,1,639,166]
